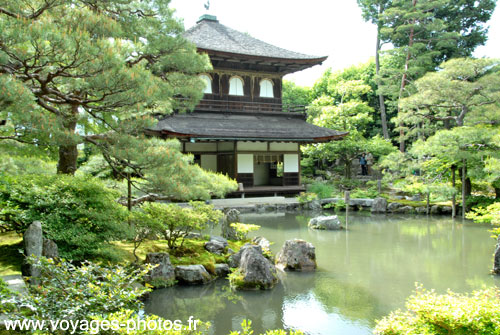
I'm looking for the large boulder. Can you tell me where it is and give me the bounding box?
[494,236,500,275]
[275,239,316,271]
[144,253,176,288]
[234,245,278,290]
[371,198,387,213]
[21,221,43,283]
[228,244,262,268]
[393,205,414,214]
[308,215,342,230]
[306,199,322,211]
[222,208,241,240]
[42,238,59,259]
[175,265,212,285]
[215,263,230,277]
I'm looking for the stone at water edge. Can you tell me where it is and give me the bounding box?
[275,239,316,271]
[215,263,230,277]
[387,202,402,212]
[494,236,500,275]
[308,215,342,230]
[221,208,241,240]
[144,253,175,288]
[235,245,278,290]
[228,244,262,268]
[252,236,271,250]
[371,197,387,213]
[204,240,226,255]
[175,265,213,285]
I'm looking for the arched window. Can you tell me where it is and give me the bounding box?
[260,79,274,98]
[199,74,212,94]
[229,77,244,96]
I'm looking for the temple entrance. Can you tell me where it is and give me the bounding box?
[253,154,283,186]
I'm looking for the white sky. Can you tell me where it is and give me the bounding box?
[170,0,500,87]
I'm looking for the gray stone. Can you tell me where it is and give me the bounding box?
[144,253,175,288]
[210,236,228,247]
[42,238,59,259]
[236,245,278,290]
[494,236,500,275]
[349,198,374,207]
[22,221,43,282]
[204,240,226,255]
[286,202,300,211]
[394,206,414,214]
[252,236,271,251]
[440,206,452,214]
[228,244,262,268]
[276,239,316,271]
[175,265,212,285]
[387,202,402,212]
[222,208,241,240]
[307,200,322,211]
[185,232,202,239]
[215,263,230,277]
[415,207,428,214]
[371,198,387,213]
[431,205,440,214]
[308,215,342,230]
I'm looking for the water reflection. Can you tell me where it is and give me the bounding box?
[145,212,500,335]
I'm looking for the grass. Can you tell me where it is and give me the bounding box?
[388,198,453,207]
[112,238,247,274]
[0,231,23,276]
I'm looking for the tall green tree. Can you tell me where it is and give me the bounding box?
[0,0,209,174]
[357,0,392,140]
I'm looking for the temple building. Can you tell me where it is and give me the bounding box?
[149,14,347,196]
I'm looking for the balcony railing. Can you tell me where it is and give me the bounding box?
[194,99,306,114]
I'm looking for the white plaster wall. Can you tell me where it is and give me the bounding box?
[284,154,299,173]
[237,141,267,151]
[270,142,298,151]
[201,155,217,172]
[185,142,217,152]
[237,154,254,173]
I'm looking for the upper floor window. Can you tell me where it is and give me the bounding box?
[260,79,274,98]
[229,76,244,96]
[199,74,212,94]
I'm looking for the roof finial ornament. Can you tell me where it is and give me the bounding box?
[204,0,210,11]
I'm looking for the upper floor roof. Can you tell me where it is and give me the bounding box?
[184,15,327,74]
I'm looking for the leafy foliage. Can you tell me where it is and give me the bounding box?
[0,174,129,261]
[375,286,500,335]
[3,257,152,322]
[466,202,500,236]
[136,202,223,250]
[229,320,304,335]
[230,223,261,241]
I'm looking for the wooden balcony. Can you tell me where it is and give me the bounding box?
[195,98,307,114]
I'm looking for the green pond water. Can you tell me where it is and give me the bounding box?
[145,212,500,335]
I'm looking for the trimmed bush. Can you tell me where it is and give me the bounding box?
[0,174,129,261]
[375,286,500,335]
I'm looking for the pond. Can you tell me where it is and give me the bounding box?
[145,212,500,335]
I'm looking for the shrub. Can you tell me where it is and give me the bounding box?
[324,199,346,212]
[350,188,379,199]
[230,222,260,240]
[307,182,338,199]
[3,257,152,322]
[466,195,496,211]
[466,202,500,236]
[296,192,318,204]
[138,201,223,250]
[229,320,304,335]
[0,174,130,261]
[374,286,500,335]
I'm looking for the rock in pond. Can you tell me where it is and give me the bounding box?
[215,263,230,277]
[387,202,402,212]
[494,236,500,275]
[252,236,271,250]
[232,245,278,290]
[371,197,387,213]
[308,215,342,230]
[222,208,241,240]
[144,253,175,288]
[275,239,316,271]
[175,265,212,285]
[228,244,262,268]
[393,205,414,214]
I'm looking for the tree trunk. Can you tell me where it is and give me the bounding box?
[398,0,417,153]
[495,185,500,200]
[56,105,79,175]
[375,23,389,140]
[451,165,456,218]
[426,192,430,215]
[462,159,466,219]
